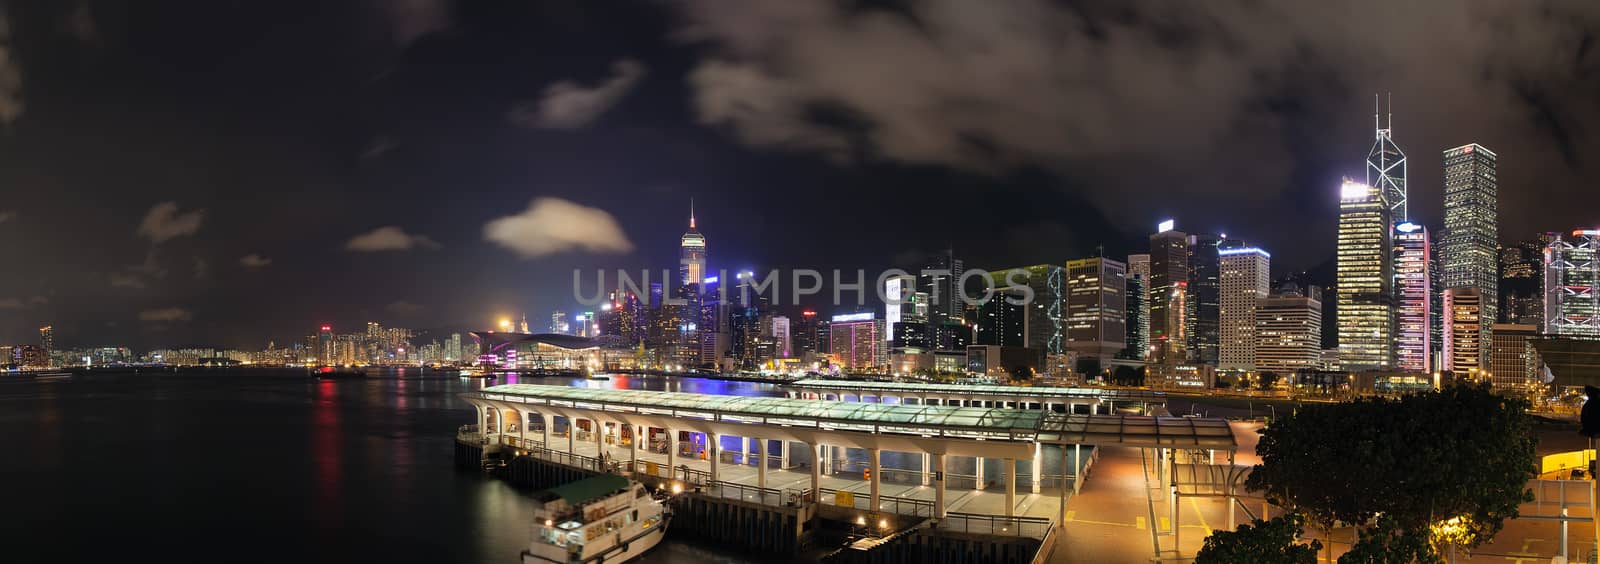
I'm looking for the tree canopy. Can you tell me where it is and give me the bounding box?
[1195,514,1321,564]
[1245,384,1536,556]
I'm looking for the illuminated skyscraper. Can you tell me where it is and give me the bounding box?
[1393,222,1432,372]
[1500,239,1544,326]
[992,264,1070,356]
[1149,221,1189,365]
[318,325,334,365]
[1187,233,1223,366]
[1336,179,1394,370]
[828,313,884,370]
[919,249,965,327]
[1441,143,1498,369]
[1544,230,1600,338]
[1063,258,1124,361]
[1444,287,1486,375]
[1368,94,1408,222]
[1218,247,1270,371]
[1123,254,1150,360]
[38,325,53,368]
[680,200,707,287]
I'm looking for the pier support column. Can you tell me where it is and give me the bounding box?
[1004,458,1016,517]
[566,417,574,453]
[1073,443,1082,494]
[934,453,947,519]
[540,414,551,447]
[976,456,986,490]
[869,448,881,514]
[921,452,931,486]
[665,428,677,480]
[1031,442,1042,494]
[709,433,721,483]
[1059,446,1069,529]
[594,418,605,463]
[757,438,768,490]
[780,440,790,468]
[809,442,821,502]
[630,424,639,471]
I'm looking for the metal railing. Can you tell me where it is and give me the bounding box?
[937,512,1052,539]
[818,487,938,518]
[513,442,615,474]
[705,480,790,507]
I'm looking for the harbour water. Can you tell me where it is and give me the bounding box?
[0,369,789,563]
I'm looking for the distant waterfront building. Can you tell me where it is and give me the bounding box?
[680,201,706,287]
[1441,143,1499,370]
[1336,179,1395,370]
[1444,287,1487,375]
[318,325,334,365]
[771,316,791,358]
[38,325,53,367]
[549,311,568,335]
[1124,254,1150,360]
[1187,232,1223,366]
[1062,258,1124,361]
[1255,285,1324,374]
[1545,230,1600,338]
[1218,247,1270,372]
[828,313,884,370]
[794,310,819,358]
[976,290,1028,348]
[1489,323,1539,393]
[1149,221,1189,366]
[1393,222,1432,372]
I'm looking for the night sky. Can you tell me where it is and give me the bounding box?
[2,0,1599,350]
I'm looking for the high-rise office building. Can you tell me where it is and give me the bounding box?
[976,290,1028,348]
[919,249,965,327]
[1368,94,1408,223]
[794,310,819,358]
[1124,254,1150,360]
[771,315,791,358]
[1187,233,1223,366]
[38,325,53,367]
[1063,258,1125,361]
[1544,230,1600,338]
[1442,143,1499,370]
[1444,287,1486,374]
[1394,222,1432,372]
[884,275,913,346]
[828,313,884,370]
[1489,323,1539,393]
[1218,247,1270,371]
[993,264,1069,355]
[1336,179,1394,370]
[1255,285,1323,374]
[1500,239,1544,326]
[318,325,334,366]
[1149,221,1189,365]
[680,200,706,287]
[549,311,567,334]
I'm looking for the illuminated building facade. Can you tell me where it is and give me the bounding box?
[1336,179,1394,370]
[1148,221,1189,365]
[1500,239,1545,326]
[1442,143,1499,369]
[38,325,53,368]
[1187,233,1223,366]
[990,264,1067,355]
[1544,230,1600,338]
[1063,258,1124,361]
[1124,254,1150,360]
[1444,287,1486,375]
[828,313,884,370]
[1489,323,1539,393]
[919,249,965,327]
[318,325,334,366]
[1393,222,1432,372]
[1218,247,1270,371]
[680,201,706,286]
[976,290,1028,348]
[1255,285,1323,374]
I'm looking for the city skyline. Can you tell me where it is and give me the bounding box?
[4,2,1600,351]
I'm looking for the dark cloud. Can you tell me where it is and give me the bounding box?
[508,59,646,129]
[0,3,22,127]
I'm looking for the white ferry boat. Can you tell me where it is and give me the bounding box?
[522,474,670,564]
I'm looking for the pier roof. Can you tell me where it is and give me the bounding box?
[785,379,1167,402]
[474,384,1232,449]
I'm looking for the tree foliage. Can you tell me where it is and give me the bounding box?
[1336,515,1441,563]
[1246,384,1536,551]
[1110,365,1144,386]
[1195,514,1321,564]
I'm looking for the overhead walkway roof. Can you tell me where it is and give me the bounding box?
[475,384,1233,450]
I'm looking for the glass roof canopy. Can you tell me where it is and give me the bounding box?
[475,384,1233,450]
[786,379,1167,402]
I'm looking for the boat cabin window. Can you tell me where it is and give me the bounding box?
[635,487,647,499]
[631,510,638,523]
